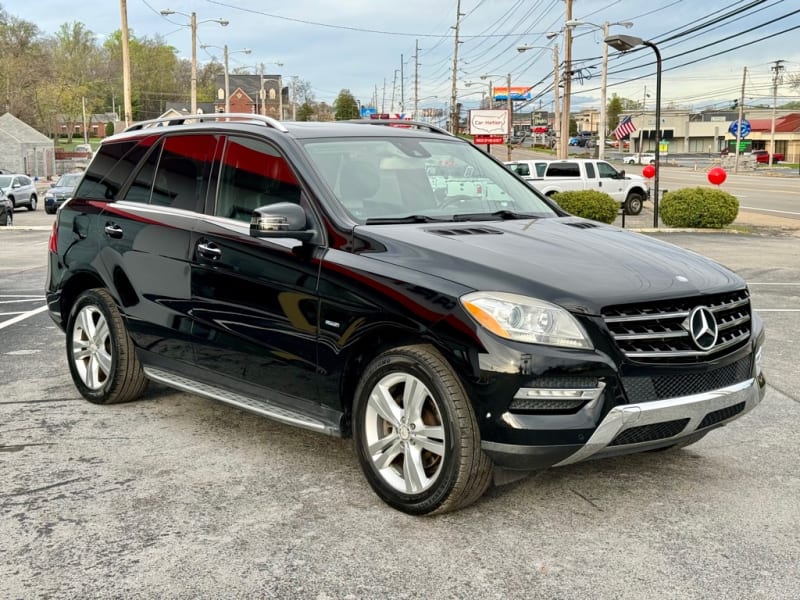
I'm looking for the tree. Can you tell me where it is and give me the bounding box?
[607,94,623,133]
[0,8,46,125]
[333,89,359,120]
[296,102,314,121]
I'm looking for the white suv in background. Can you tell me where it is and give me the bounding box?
[0,174,38,211]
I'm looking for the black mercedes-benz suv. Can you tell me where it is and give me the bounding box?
[46,114,766,515]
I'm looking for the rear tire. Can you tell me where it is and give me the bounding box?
[353,345,492,515]
[27,195,37,211]
[66,288,147,404]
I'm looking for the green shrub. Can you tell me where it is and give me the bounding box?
[552,190,618,224]
[660,187,738,228]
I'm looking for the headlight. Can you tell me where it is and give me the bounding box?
[44,193,54,200]
[461,291,592,349]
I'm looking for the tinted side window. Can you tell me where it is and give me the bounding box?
[597,161,620,179]
[509,163,529,176]
[75,140,149,200]
[19,176,31,186]
[151,134,218,212]
[546,163,580,177]
[122,138,164,204]
[585,163,596,179]
[215,136,301,222]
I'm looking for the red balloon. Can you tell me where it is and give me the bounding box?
[642,164,655,179]
[707,167,727,186]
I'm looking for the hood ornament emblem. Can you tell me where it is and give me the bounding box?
[683,306,718,351]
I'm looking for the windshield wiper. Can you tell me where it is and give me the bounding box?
[365,214,449,225]
[453,210,539,222]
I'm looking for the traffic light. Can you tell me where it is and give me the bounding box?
[731,99,738,110]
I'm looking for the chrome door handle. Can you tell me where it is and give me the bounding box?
[104,223,123,239]
[197,241,222,260]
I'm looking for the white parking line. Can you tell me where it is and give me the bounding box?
[0,305,48,330]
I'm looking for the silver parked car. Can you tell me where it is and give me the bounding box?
[0,173,38,211]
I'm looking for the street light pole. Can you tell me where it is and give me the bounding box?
[160,8,228,114]
[565,19,632,160]
[190,12,197,114]
[605,33,662,228]
[516,43,559,154]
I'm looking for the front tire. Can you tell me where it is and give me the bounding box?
[353,345,492,515]
[624,192,644,215]
[66,288,147,404]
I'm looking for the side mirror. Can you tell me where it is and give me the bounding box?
[51,182,57,188]
[250,202,316,243]
[618,169,626,179]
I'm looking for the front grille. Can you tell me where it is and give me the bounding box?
[602,289,751,363]
[698,401,746,430]
[609,418,690,446]
[622,356,752,402]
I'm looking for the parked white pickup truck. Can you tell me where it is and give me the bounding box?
[505,158,650,215]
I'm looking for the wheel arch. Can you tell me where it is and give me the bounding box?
[337,325,472,437]
[58,271,108,325]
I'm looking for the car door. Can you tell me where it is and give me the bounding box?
[91,133,219,370]
[596,160,626,202]
[189,134,322,402]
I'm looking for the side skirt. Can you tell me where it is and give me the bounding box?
[143,365,344,437]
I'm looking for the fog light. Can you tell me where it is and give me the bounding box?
[509,381,605,413]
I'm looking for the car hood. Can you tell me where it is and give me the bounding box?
[353,217,743,314]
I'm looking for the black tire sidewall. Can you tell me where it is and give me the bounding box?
[353,350,463,514]
[66,290,122,404]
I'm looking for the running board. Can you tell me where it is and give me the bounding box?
[143,366,342,437]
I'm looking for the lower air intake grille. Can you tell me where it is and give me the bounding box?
[610,418,690,446]
[622,357,752,402]
[698,402,746,430]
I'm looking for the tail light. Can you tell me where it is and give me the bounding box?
[48,221,58,253]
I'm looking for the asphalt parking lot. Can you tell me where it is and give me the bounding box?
[1,218,798,598]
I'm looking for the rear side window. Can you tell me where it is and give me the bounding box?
[75,140,146,200]
[215,136,300,222]
[150,135,218,212]
[585,163,596,179]
[545,163,580,177]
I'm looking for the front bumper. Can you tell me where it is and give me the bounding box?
[482,371,766,470]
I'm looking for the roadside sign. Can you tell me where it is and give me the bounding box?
[728,119,751,138]
[469,109,508,135]
[473,135,504,144]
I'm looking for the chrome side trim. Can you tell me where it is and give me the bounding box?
[143,366,337,436]
[554,377,764,467]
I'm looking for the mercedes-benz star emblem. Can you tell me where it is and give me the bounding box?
[684,306,718,351]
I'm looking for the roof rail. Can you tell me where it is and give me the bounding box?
[124,113,289,133]
[348,119,453,137]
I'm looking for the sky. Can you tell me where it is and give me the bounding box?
[4,0,799,116]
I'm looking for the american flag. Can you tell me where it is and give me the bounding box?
[613,115,637,140]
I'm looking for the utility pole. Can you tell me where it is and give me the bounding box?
[598,22,610,160]
[391,69,398,113]
[553,44,560,154]
[560,0,573,159]
[449,0,464,134]
[400,53,405,114]
[769,59,785,167]
[120,0,133,127]
[734,66,746,174]
[414,40,420,120]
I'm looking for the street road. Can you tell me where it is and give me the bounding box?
[1,225,799,598]
[505,147,799,221]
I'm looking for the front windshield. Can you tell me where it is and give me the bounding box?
[303,136,558,223]
[57,173,83,188]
